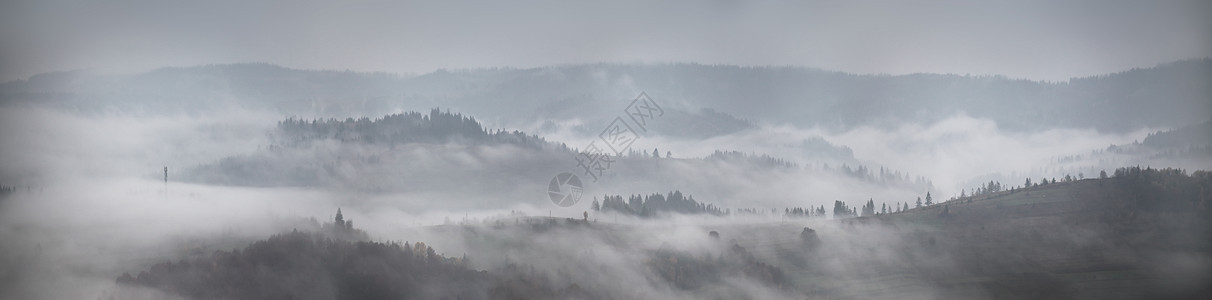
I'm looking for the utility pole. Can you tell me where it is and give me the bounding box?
[163,166,168,194]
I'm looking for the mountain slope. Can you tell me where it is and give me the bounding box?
[803,167,1212,299]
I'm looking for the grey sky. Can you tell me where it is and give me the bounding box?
[1,0,1209,82]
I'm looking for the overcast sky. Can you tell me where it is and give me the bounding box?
[1,0,1209,82]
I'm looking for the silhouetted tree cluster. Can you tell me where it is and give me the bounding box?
[1142,119,1212,149]
[597,191,724,217]
[969,181,1004,196]
[1112,166,1212,213]
[783,206,827,218]
[731,208,774,216]
[860,199,876,217]
[827,164,934,192]
[0,184,16,196]
[833,200,858,218]
[323,208,370,241]
[275,109,559,150]
[705,150,797,168]
[116,230,481,299]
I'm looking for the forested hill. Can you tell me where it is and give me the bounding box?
[1142,119,1212,149]
[186,109,934,195]
[110,221,589,299]
[594,190,727,217]
[110,211,791,299]
[182,109,573,190]
[273,108,559,150]
[836,167,1212,299]
[112,168,1212,299]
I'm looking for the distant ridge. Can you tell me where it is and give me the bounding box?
[4,59,1209,133]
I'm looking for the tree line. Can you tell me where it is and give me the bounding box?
[592,190,726,217]
[274,108,561,151]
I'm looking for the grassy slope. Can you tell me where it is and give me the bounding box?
[729,176,1211,299]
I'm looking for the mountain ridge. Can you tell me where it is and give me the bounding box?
[3,59,1208,134]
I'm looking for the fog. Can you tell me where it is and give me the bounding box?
[2,86,1206,298]
[0,105,274,185]
[0,104,1156,198]
[2,1,1211,298]
[530,113,1156,196]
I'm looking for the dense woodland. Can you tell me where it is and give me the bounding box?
[114,209,797,300]
[1142,119,1212,149]
[113,170,1212,299]
[1109,166,1212,213]
[116,230,495,299]
[185,108,940,198]
[593,190,726,217]
[114,212,598,300]
[274,109,559,150]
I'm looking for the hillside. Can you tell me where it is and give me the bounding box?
[110,214,796,300]
[785,167,1212,299]
[181,109,934,207]
[109,228,585,299]
[109,168,1211,299]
